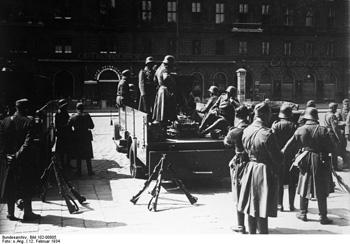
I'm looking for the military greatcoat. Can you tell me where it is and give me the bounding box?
[282,121,334,199]
[68,112,94,160]
[138,66,156,114]
[0,113,38,200]
[224,120,249,204]
[237,119,282,218]
[116,77,130,108]
[54,109,72,154]
[152,66,177,123]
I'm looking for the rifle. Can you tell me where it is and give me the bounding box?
[331,163,350,194]
[148,159,164,212]
[172,178,198,205]
[130,154,165,204]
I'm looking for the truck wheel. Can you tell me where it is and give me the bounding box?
[129,147,145,179]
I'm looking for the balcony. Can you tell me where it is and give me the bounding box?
[231,22,263,33]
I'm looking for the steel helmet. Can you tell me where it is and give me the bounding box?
[278,103,293,119]
[208,85,219,94]
[303,107,318,121]
[225,86,237,94]
[162,55,175,64]
[306,100,316,108]
[145,56,154,65]
[329,102,338,110]
[254,102,271,118]
[122,69,131,77]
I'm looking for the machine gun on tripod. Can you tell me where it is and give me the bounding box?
[130,154,198,212]
[40,154,86,214]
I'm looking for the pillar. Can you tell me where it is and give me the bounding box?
[236,68,247,103]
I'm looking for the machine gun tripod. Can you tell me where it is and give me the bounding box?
[130,154,198,212]
[40,153,86,214]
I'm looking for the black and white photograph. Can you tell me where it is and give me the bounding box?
[0,0,349,241]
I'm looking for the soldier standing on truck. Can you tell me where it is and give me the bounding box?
[116,69,131,109]
[152,55,177,126]
[138,56,156,115]
[224,105,250,234]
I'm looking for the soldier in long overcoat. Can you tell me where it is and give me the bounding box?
[324,102,346,170]
[68,103,95,176]
[237,102,282,234]
[224,105,250,234]
[138,56,156,114]
[116,70,131,109]
[54,99,73,169]
[271,103,298,211]
[152,55,177,125]
[199,85,219,115]
[282,107,334,224]
[0,99,41,221]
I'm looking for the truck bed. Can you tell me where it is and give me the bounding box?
[148,137,227,151]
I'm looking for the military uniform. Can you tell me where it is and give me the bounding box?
[0,101,40,220]
[271,110,298,211]
[152,58,177,123]
[68,104,94,176]
[138,64,156,114]
[283,108,334,224]
[224,119,249,233]
[116,76,130,108]
[200,94,219,114]
[238,105,282,234]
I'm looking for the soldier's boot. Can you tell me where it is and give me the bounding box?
[318,197,333,225]
[22,198,41,222]
[247,216,257,234]
[86,159,95,176]
[278,183,284,211]
[75,160,82,176]
[6,198,17,221]
[257,217,268,234]
[231,211,246,234]
[297,196,308,221]
[288,183,296,211]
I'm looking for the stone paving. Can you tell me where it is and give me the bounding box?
[0,115,349,235]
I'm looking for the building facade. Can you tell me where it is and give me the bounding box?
[0,0,349,107]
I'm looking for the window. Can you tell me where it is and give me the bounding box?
[238,3,248,22]
[328,7,335,27]
[55,45,63,54]
[215,3,224,24]
[261,4,270,15]
[141,0,152,21]
[283,41,292,56]
[192,40,201,55]
[168,39,177,54]
[305,9,313,27]
[305,42,313,56]
[239,41,247,54]
[326,42,335,57]
[262,41,270,55]
[53,0,72,20]
[55,39,72,54]
[167,1,177,23]
[216,40,225,55]
[192,2,201,13]
[99,39,118,54]
[284,8,293,26]
[239,3,248,13]
[192,2,201,22]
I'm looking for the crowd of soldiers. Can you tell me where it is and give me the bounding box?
[224,99,350,234]
[0,98,95,222]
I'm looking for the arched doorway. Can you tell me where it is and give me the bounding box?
[213,72,228,94]
[95,66,121,107]
[53,71,74,99]
[191,72,204,101]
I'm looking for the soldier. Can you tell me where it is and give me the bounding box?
[198,85,219,115]
[152,55,177,125]
[199,86,239,136]
[271,103,298,212]
[116,69,131,109]
[324,102,345,171]
[282,107,334,224]
[68,103,95,176]
[237,102,282,234]
[297,100,316,126]
[138,56,156,114]
[0,99,41,221]
[55,99,73,170]
[224,105,250,234]
[339,98,350,121]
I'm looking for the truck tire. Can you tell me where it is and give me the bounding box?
[129,147,145,179]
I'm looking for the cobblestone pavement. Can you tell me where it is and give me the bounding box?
[0,115,350,235]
